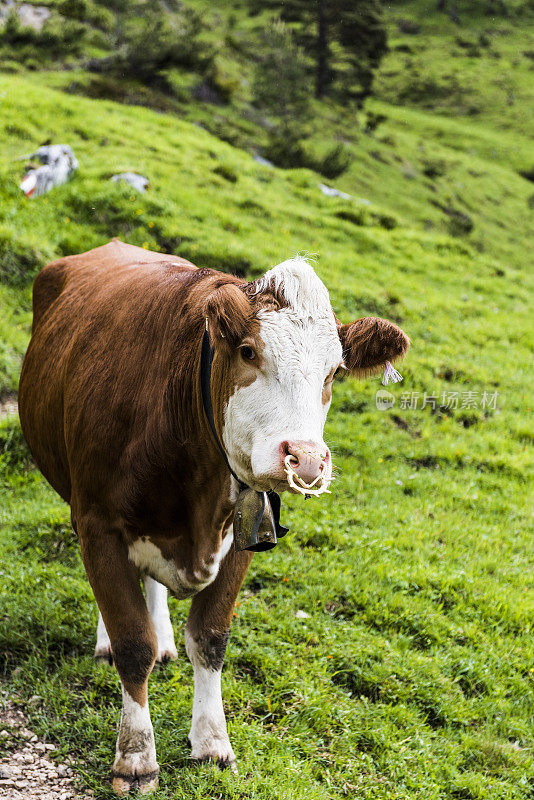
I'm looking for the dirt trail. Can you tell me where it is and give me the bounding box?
[0,693,93,799]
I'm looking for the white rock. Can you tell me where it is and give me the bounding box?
[318,183,351,200]
[253,155,275,168]
[111,172,149,192]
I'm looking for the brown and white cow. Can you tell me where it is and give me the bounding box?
[18,239,409,795]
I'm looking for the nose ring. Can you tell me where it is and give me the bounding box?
[283,454,331,497]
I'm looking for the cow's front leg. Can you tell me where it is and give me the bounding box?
[185,531,253,767]
[79,516,159,796]
[144,576,178,664]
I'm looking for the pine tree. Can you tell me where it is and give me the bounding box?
[252,20,312,167]
[253,0,388,102]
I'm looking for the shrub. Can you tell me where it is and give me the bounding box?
[365,111,387,133]
[60,0,115,31]
[203,58,240,104]
[310,143,353,179]
[263,135,306,170]
[116,3,213,87]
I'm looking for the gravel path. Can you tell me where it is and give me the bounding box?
[0,693,93,799]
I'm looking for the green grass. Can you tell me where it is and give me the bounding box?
[0,45,533,800]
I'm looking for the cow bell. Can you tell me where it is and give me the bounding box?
[233,488,277,552]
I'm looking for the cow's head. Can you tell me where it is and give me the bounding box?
[205,258,409,494]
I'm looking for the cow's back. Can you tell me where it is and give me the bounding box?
[19,239,198,505]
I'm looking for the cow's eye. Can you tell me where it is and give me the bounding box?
[240,345,256,361]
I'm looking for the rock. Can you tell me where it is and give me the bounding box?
[0,1,50,31]
[401,162,417,180]
[318,182,351,200]
[253,155,275,168]
[295,609,310,619]
[19,146,78,198]
[0,696,93,798]
[111,172,149,193]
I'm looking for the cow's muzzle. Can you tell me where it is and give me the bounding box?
[281,441,331,497]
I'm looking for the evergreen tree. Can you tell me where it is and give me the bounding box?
[252,20,312,166]
[253,0,388,102]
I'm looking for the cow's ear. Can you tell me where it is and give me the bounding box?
[205,283,252,348]
[337,316,410,376]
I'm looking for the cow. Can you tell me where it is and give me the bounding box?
[18,239,409,795]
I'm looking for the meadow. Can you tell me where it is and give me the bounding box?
[1,4,533,795]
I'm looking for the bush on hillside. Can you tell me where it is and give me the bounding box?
[305,143,354,179]
[0,10,89,59]
[114,2,213,88]
[59,0,115,31]
[201,58,241,104]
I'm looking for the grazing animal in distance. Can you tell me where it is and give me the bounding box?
[18,239,409,795]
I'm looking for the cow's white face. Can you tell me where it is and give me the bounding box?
[222,259,343,492]
[206,257,409,494]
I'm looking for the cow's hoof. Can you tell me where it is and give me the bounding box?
[94,644,113,665]
[191,755,237,773]
[111,770,159,796]
[155,647,178,665]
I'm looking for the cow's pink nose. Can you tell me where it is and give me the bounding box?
[280,440,330,484]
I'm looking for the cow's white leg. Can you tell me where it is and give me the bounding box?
[144,576,178,663]
[112,687,158,797]
[94,610,113,663]
[185,629,235,766]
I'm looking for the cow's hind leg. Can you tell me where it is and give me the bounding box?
[94,578,176,665]
[94,610,113,664]
[79,515,159,796]
[144,576,178,664]
[185,532,252,768]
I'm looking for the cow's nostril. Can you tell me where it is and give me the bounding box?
[280,441,298,465]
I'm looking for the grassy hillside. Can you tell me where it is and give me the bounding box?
[1,70,533,800]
